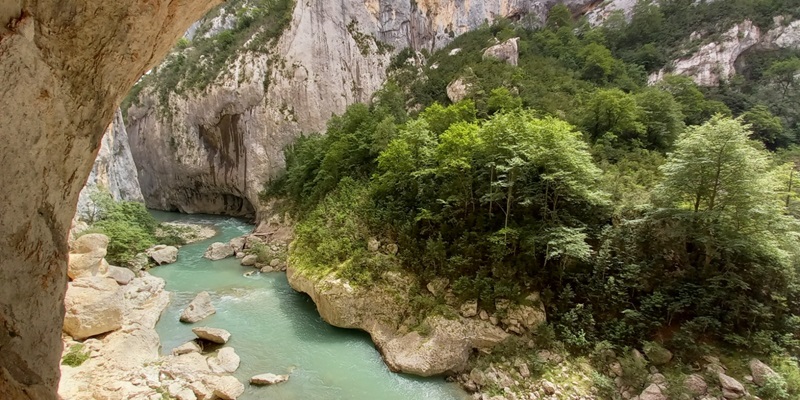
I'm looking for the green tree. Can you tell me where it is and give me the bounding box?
[580,88,644,148]
[742,105,789,149]
[635,88,685,151]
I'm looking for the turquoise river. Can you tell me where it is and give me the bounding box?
[149,212,469,400]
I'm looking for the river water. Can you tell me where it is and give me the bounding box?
[148,212,469,400]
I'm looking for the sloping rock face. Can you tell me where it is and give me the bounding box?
[126,0,601,216]
[286,267,509,376]
[74,108,144,221]
[650,19,800,86]
[0,1,220,398]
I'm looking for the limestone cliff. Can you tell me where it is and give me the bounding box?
[126,0,601,216]
[0,1,219,398]
[650,18,800,86]
[75,108,144,221]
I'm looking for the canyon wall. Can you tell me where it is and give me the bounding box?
[0,1,219,398]
[126,0,602,217]
[75,108,144,222]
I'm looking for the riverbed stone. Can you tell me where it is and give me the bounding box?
[250,373,289,385]
[148,245,179,265]
[204,242,234,260]
[205,375,244,400]
[209,347,240,374]
[172,341,202,356]
[240,254,258,266]
[229,237,246,253]
[180,291,216,323]
[193,327,231,344]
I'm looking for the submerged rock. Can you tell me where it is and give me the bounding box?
[193,327,231,344]
[204,242,234,260]
[250,373,289,386]
[180,291,216,323]
[63,277,123,340]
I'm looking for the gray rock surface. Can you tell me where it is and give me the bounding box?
[718,372,746,399]
[240,254,258,266]
[172,341,202,356]
[180,291,216,323]
[483,37,520,66]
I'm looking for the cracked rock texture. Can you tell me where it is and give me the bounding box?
[0,1,220,398]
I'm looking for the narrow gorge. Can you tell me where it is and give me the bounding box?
[3,0,800,400]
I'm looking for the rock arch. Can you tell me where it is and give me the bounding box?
[0,1,219,398]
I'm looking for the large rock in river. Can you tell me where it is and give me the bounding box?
[148,245,179,265]
[193,327,231,344]
[180,291,216,323]
[68,234,110,279]
[204,242,234,260]
[63,277,123,340]
[208,347,240,374]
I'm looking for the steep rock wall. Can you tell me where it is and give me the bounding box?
[127,0,600,217]
[649,19,800,86]
[0,1,219,398]
[75,108,144,221]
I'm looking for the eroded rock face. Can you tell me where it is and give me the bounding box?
[0,1,220,397]
[126,0,601,216]
[286,267,509,376]
[650,19,800,86]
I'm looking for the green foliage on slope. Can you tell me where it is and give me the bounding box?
[268,5,800,360]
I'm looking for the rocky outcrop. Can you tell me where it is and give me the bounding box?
[58,273,172,399]
[483,37,520,66]
[180,291,216,323]
[74,108,144,222]
[749,358,778,386]
[105,265,136,285]
[287,267,509,376]
[650,19,800,86]
[0,1,219,397]
[126,0,601,217]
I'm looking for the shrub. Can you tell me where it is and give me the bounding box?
[61,344,89,367]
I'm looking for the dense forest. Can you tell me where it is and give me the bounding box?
[265,0,800,372]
